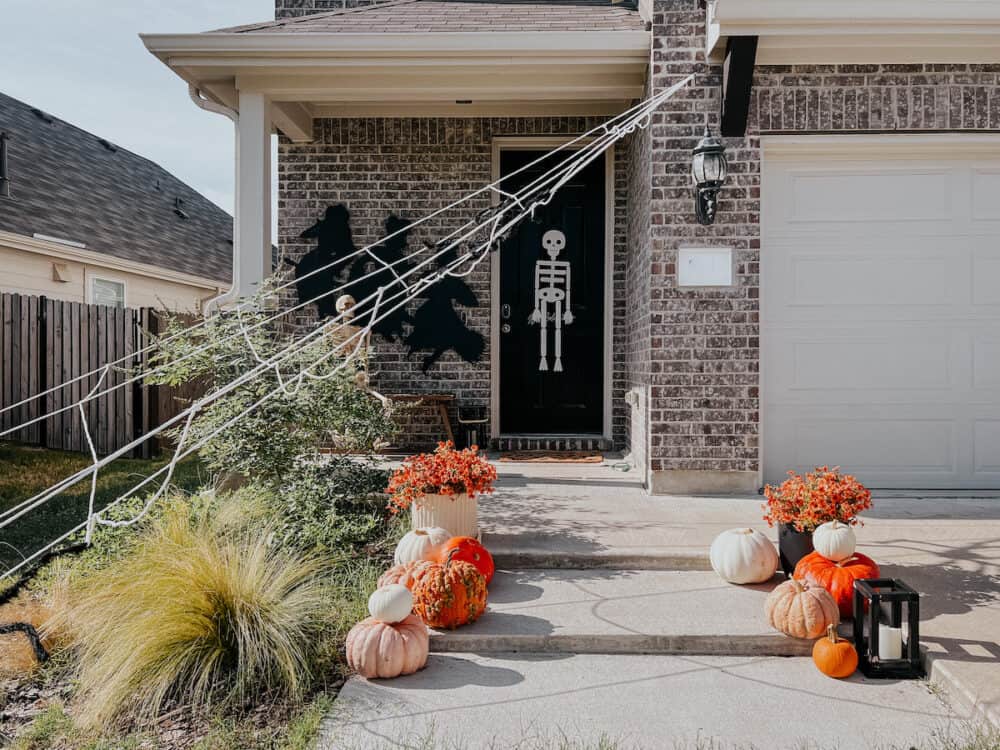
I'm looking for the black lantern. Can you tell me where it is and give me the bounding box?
[691,127,727,225]
[853,578,923,679]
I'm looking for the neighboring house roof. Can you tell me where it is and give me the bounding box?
[214,0,645,35]
[0,92,233,284]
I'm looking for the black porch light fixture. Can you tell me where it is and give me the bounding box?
[853,578,923,679]
[691,127,727,225]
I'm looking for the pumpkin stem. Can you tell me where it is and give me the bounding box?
[826,624,838,643]
[414,529,428,537]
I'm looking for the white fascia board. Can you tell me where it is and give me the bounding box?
[0,231,226,290]
[708,0,1000,63]
[141,30,651,58]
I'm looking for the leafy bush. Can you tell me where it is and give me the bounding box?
[145,293,397,483]
[51,499,330,729]
[270,458,394,556]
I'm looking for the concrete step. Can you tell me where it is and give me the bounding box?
[489,549,713,571]
[321,653,963,750]
[429,569,817,656]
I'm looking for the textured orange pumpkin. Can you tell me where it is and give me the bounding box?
[412,550,488,629]
[377,560,436,591]
[765,578,840,640]
[812,624,858,678]
[794,551,880,618]
[345,614,429,679]
[438,536,495,584]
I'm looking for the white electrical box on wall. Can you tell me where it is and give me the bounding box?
[677,246,734,287]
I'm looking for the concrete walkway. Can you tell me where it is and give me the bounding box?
[323,460,999,748]
[323,653,966,750]
[480,462,1000,727]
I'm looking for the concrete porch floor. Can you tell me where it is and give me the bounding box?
[479,461,1000,727]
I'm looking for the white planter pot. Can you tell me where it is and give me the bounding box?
[411,493,478,538]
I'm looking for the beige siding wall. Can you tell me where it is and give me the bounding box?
[0,244,225,313]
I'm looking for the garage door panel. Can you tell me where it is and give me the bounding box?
[763,147,1000,489]
[972,169,1000,221]
[767,328,957,394]
[788,168,954,224]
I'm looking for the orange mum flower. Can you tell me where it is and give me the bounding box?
[762,466,872,533]
[387,441,497,513]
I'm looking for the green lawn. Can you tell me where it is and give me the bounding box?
[0,443,205,574]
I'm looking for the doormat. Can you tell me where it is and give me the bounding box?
[498,450,604,464]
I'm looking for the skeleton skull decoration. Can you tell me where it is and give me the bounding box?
[335,294,357,321]
[541,229,566,259]
[529,229,574,372]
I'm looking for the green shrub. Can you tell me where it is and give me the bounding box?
[145,292,398,483]
[52,498,331,729]
[270,458,393,556]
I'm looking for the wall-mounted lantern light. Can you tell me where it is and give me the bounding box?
[691,127,727,225]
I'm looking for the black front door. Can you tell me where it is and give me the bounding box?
[498,148,606,435]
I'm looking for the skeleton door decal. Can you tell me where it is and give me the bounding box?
[499,149,606,435]
[530,230,574,372]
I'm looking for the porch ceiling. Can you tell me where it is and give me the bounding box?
[142,28,651,139]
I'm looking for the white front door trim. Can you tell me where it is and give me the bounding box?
[489,136,615,441]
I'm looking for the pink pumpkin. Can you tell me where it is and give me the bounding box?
[345,614,429,679]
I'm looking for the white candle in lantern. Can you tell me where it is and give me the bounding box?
[878,624,903,660]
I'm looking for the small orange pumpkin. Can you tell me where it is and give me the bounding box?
[812,624,858,679]
[412,549,488,629]
[377,560,436,591]
[438,536,495,584]
[794,551,880,618]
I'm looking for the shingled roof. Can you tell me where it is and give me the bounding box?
[0,92,233,283]
[214,0,645,35]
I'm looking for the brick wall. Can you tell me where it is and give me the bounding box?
[275,0,395,19]
[644,0,1000,492]
[279,118,629,450]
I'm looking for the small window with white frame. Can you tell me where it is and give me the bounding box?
[90,276,125,308]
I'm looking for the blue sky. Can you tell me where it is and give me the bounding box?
[1,1,276,227]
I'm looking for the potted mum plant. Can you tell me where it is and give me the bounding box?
[387,441,497,537]
[763,466,872,577]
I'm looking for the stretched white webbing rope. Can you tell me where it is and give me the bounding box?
[0,79,680,534]
[0,78,678,535]
[0,86,682,429]
[0,77,691,580]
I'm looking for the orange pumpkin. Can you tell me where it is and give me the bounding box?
[794,551,880,618]
[812,624,858,678]
[377,560,436,591]
[438,536,495,584]
[412,549,488,629]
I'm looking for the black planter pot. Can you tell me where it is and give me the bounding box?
[778,523,814,578]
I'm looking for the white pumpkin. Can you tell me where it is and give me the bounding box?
[709,527,779,584]
[368,584,414,624]
[812,520,857,562]
[393,527,450,565]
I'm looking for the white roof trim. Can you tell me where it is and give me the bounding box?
[142,29,650,124]
[0,230,226,291]
[708,0,1000,64]
[142,30,652,56]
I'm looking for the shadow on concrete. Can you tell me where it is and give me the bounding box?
[922,635,1000,665]
[394,655,524,690]
[880,561,1000,621]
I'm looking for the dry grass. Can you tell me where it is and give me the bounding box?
[47,499,331,730]
[0,594,56,678]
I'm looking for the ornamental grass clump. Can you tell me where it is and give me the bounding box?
[763,465,873,533]
[53,500,330,729]
[386,441,497,514]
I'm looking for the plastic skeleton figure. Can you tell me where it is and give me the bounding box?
[529,229,574,372]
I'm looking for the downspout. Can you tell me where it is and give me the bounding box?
[188,85,239,315]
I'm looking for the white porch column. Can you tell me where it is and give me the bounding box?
[234,90,272,299]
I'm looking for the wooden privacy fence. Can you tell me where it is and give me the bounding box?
[0,293,197,457]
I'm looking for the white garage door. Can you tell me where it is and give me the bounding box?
[762,138,1000,489]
